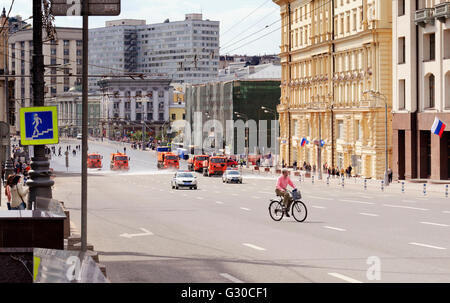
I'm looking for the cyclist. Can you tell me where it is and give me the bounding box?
[275,169,297,217]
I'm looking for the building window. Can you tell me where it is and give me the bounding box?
[398,37,405,64]
[445,72,450,109]
[64,49,70,56]
[337,120,344,139]
[355,120,362,141]
[182,113,186,120]
[424,74,435,108]
[424,33,435,61]
[398,79,406,110]
[398,0,405,16]
[444,30,450,59]
[159,113,164,121]
[171,113,176,120]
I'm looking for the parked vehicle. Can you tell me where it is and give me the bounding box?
[87,153,103,169]
[187,155,210,172]
[110,153,129,171]
[77,133,82,140]
[171,171,198,190]
[203,156,227,177]
[222,169,243,183]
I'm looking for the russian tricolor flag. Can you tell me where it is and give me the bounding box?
[431,117,446,138]
[300,138,309,147]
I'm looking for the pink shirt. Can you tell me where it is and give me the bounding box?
[276,175,296,191]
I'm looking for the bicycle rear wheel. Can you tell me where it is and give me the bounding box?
[292,201,308,222]
[269,201,284,221]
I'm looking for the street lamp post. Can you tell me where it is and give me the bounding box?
[363,90,389,186]
[235,112,249,168]
[141,121,145,150]
[262,107,278,171]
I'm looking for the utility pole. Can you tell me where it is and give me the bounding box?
[318,113,322,180]
[27,0,54,209]
[3,11,14,179]
[81,0,89,252]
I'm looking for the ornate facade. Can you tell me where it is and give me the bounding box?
[274,0,392,179]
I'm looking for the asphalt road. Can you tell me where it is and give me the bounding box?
[50,139,450,283]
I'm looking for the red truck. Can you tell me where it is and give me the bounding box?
[187,155,210,172]
[203,156,227,177]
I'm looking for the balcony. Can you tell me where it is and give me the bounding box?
[415,8,435,26]
[435,2,450,22]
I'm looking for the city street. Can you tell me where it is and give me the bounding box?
[50,139,450,283]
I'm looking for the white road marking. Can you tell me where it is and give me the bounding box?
[240,207,251,211]
[216,201,224,205]
[220,273,244,283]
[360,213,379,217]
[328,273,363,283]
[251,196,261,199]
[420,222,450,227]
[356,195,374,199]
[409,242,446,250]
[309,196,333,201]
[443,211,450,214]
[243,243,266,251]
[196,197,204,200]
[260,191,274,195]
[323,226,347,232]
[402,200,416,203]
[120,228,153,239]
[339,199,374,205]
[182,194,188,197]
[214,191,221,194]
[383,204,428,211]
[312,205,326,209]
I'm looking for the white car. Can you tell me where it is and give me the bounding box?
[171,171,198,190]
[76,133,82,140]
[222,169,243,184]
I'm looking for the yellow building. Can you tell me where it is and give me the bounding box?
[169,85,186,122]
[274,0,392,179]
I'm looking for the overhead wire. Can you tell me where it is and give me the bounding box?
[221,0,271,37]
[221,0,333,55]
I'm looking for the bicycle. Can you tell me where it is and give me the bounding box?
[268,189,308,222]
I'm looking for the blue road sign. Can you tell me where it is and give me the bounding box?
[20,106,59,145]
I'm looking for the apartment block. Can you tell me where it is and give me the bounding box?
[392,0,450,180]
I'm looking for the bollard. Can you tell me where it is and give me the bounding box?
[312,175,315,185]
[446,185,449,198]
[326,176,330,186]
[341,176,344,189]
[401,182,405,194]
[423,183,427,196]
[364,179,367,191]
[381,180,384,192]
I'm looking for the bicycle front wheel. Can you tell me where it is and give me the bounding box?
[292,201,308,222]
[269,201,284,221]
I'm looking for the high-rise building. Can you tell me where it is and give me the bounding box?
[273,0,393,180]
[89,14,220,89]
[392,0,450,181]
[8,27,83,130]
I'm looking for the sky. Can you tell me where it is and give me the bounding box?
[1,0,281,56]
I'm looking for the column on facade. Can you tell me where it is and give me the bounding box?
[153,90,158,121]
[131,91,136,121]
[430,134,448,180]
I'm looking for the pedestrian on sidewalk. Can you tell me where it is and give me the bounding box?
[5,175,15,210]
[9,175,28,210]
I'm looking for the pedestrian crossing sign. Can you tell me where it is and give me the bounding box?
[20,106,59,146]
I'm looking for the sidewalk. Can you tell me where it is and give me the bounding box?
[240,165,450,198]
